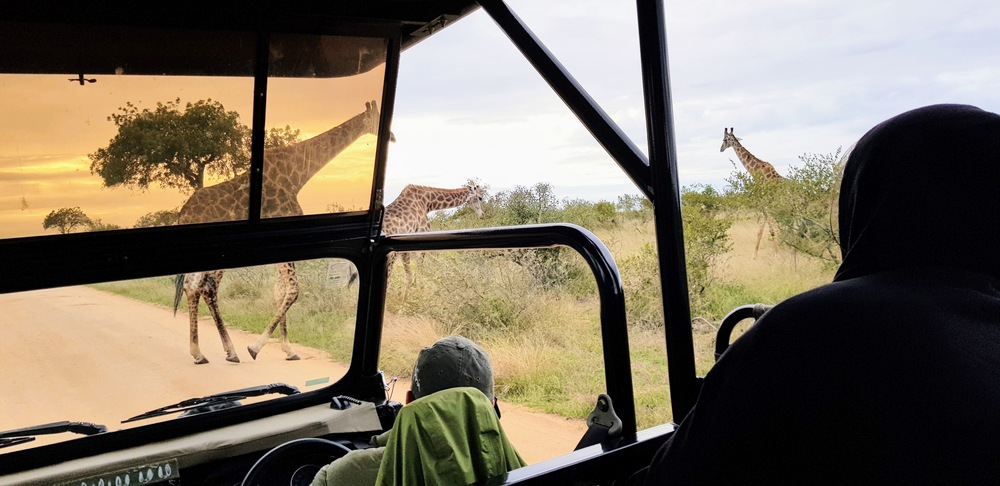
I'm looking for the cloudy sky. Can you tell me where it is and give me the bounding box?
[386,0,1000,202]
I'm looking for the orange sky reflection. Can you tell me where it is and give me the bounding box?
[0,66,384,238]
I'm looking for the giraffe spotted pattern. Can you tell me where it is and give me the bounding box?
[382,183,485,296]
[173,101,383,364]
[721,127,786,257]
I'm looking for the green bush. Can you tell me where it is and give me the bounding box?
[616,185,733,327]
[725,148,844,268]
[771,150,843,267]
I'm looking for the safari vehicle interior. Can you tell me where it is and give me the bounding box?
[0,1,698,485]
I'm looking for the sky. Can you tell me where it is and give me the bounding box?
[385,0,1000,202]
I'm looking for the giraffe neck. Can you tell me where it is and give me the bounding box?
[730,140,782,180]
[421,186,471,212]
[264,110,372,194]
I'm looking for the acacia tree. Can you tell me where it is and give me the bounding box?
[769,149,843,266]
[89,99,302,193]
[89,99,248,193]
[726,149,843,267]
[134,209,181,228]
[43,207,92,234]
[87,219,123,232]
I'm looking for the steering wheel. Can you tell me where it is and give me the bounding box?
[241,438,351,486]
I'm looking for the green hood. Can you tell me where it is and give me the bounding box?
[376,387,526,486]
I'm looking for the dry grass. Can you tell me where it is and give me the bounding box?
[379,314,443,380]
[716,220,831,292]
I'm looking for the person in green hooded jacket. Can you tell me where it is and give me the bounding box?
[311,335,525,486]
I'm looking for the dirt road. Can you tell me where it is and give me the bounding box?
[0,286,584,464]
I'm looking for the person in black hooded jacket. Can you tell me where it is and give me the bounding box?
[645,104,1000,485]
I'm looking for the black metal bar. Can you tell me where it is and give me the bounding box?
[714,304,772,361]
[635,0,699,420]
[477,0,654,200]
[0,218,373,294]
[358,242,391,384]
[369,35,401,238]
[248,30,270,223]
[371,224,637,436]
[352,36,403,386]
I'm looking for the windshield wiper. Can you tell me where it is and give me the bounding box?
[0,421,107,450]
[123,383,300,423]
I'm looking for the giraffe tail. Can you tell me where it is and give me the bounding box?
[347,265,359,289]
[173,274,185,316]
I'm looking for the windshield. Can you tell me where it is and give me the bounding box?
[0,258,359,452]
[0,25,387,238]
[0,22,385,453]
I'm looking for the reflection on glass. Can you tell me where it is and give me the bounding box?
[0,27,386,238]
[0,258,358,453]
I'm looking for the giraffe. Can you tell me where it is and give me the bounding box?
[720,127,785,257]
[174,100,383,364]
[382,183,485,293]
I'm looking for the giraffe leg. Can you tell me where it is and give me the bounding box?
[753,222,763,258]
[203,271,240,363]
[279,314,298,361]
[401,253,414,301]
[249,263,300,360]
[386,253,396,280]
[186,285,209,365]
[768,219,779,255]
[412,251,424,284]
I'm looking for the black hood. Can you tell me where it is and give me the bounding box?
[835,104,1000,281]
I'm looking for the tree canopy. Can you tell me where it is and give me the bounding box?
[134,209,181,228]
[89,99,247,193]
[42,207,92,234]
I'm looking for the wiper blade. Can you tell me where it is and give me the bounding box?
[0,437,35,449]
[0,421,107,450]
[123,383,300,423]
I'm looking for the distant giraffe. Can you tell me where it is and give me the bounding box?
[382,183,485,292]
[174,100,384,364]
[721,127,785,257]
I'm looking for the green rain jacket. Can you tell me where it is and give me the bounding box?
[376,387,526,486]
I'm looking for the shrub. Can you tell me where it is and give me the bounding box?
[611,185,734,328]
[725,148,844,268]
[770,150,843,267]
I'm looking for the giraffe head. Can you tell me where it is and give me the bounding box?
[720,127,740,152]
[362,100,381,135]
[362,100,396,142]
[464,183,485,217]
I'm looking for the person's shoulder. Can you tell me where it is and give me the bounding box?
[723,277,890,360]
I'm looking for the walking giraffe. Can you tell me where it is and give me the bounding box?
[174,100,384,364]
[720,127,786,257]
[382,183,485,293]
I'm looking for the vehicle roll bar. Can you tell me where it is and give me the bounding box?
[714,303,773,361]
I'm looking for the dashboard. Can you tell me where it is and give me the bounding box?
[0,402,383,486]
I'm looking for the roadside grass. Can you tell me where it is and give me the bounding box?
[91,217,834,430]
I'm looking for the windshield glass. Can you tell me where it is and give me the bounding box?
[0,26,386,237]
[0,257,359,453]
